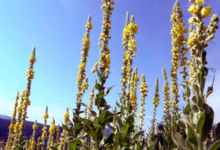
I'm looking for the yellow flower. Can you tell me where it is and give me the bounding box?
[132,40,136,45]
[111,1,115,5]
[101,33,105,37]
[188,5,197,14]
[121,78,126,82]
[128,43,132,47]
[98,42,102,46]
[137,115,140,118]
[196,0,204,5]
[201,6,212,18]
[132,46,137,51]
[101,4,105,10]
[108,35,112,39]
[133,24,138,33]
[43,113,49,119]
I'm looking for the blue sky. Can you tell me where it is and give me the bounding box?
[0,0,220,133]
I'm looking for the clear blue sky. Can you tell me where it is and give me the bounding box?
[0,0,220,133]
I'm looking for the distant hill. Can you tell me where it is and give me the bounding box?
[0,114,11,120]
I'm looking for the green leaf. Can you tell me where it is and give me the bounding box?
[186,123,198,147]
[69,142,78,150]
[214,122,220,141]
[50,147,58,150]
[94,125,104,142]
[104,133,115,145]
[184,103,191,115]
[208,139,220,150]
[97,110,114,125]
[73,123,83,138]
[62,123,69,132]
[197,103,214,142]
[80,118,93,126]
[171,130,187,150]
[123,115,134,134]
[185,139,194,150]
[115,133,130,147]
[177,120,186,130]
[131,131,145,141]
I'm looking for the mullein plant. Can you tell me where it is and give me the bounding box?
[146,78,160,150]
[158,68,176,149]
[13,47,36,150]
[5,92,19,150]
[171,0,220,150]
[57,15,93,150]
[170,0,188,128]
[78,0,116,149]
[120,11,129,116]
[47,117,56,149]
[40,106,49,150]
[28,120,38,150]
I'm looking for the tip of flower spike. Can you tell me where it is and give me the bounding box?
[32,47,36,56]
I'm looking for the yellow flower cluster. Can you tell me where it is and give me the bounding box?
[188,4,211,18]
[121,21,138,85]
[152,78,160,108]
[29,54,37,63]
[32,123,38,130]
[76,16,92,104]
[64,109,70,126]
[130,67,139,111]
[49,119,56,136]
[91,62,99,74]
[43,112,49,120]
[41,127,48,139]
[139,78,148,97]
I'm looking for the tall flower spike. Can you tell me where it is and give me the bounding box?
[5,91,19,150]
[18,47,36,148]
[97,0,114,76]
[55,124,60,147]
[28,120,38,150]
[147,78,160,149]
[130,66,139,112]
[139,74,148,131]
[124,15,138,113]
[41,106,49,150]
[120,11,130,105]
[47,117,55,149]
[76,15,92,108]
[170,1,185,124]
[87,86,95,119]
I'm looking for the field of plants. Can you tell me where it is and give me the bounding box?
[1,0,220,149]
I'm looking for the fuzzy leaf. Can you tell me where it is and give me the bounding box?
[186,123,198,147]
[104,85,115,96]
[94,125,104,141]
[123,115,134,134]
[131,131,145,141]
[104,133,115,145]
[214,122,220,141]
[177,120,186,130]
[115,133,130,147]
[80,118,93,126]
[62,123,69,132]
[183,103,191,115]
[185,139,194,150]
[208,139,220,150]
[171,130,187,150]
[50,147,58,150]
[197,103,214,142]
[97,110,114,125]
[73,123,83,138]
